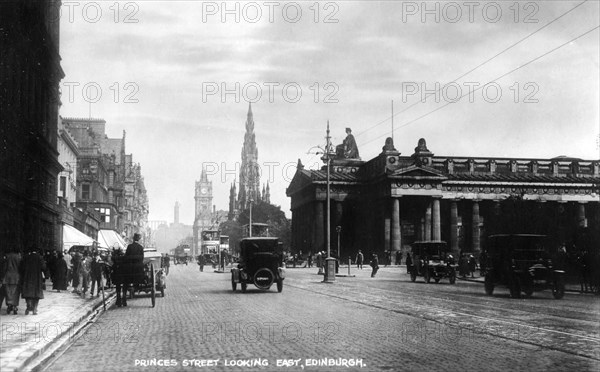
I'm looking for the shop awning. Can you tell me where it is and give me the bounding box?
[63,224,95,250]
[98,229,127,250]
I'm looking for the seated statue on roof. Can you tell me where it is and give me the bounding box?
[333,127,360,160]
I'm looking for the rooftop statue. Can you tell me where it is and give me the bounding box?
[334,127,360,160]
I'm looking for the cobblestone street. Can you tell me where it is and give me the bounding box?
[44,265,600,372]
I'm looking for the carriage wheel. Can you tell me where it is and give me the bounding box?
[150,263,156,308]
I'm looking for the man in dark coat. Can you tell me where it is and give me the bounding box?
[20,247,47,315]
[370,254,379,278]
[117,233,144,307]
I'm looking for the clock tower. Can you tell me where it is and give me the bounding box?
[193,168,213,255]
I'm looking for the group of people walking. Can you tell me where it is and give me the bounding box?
[0,247,49,315]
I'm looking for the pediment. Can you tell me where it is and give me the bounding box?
[286,170,314,196]
[388,165,448,180]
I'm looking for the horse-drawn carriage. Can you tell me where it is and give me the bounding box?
[111,248,166,307]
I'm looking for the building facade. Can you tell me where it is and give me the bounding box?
[0,0,65,255]
[287,137,600,262]
[62,117,148,243]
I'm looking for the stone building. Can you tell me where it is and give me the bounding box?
[0,0,65,254]
[62,118,148,243]
[286,137,600,262]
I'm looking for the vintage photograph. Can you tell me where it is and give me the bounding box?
[1,0,599,371]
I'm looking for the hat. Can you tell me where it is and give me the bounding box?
[133,233,141,241]
[345,127,352,132]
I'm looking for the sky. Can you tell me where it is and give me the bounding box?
[59,0,600,225]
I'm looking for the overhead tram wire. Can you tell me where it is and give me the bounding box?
[359,24,600,149]
[353,0,591,139]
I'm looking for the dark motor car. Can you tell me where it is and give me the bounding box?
[409,241,457,284]
[231,237,285,293]
[484,234,565,299]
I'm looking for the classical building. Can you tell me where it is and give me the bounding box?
[228,104,272,220]
[0,0,65,255]
[286,137,600,262]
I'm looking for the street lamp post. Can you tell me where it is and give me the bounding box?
[323,121,336,283]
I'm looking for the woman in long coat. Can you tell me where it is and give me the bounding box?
[52,252,68,292]
[3,249,21,314]
[20,247,47,315]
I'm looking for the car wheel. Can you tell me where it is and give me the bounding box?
[484,274,494,295]
[241,282,247,293]
[410,268,416,282]
[277,280,283,293]
[552,276,565,299]
[424,269,431,284]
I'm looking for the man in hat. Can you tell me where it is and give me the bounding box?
[118,233,144,307]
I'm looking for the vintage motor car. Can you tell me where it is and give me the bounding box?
[231,237,285,293]
[484,234,565,299]
[409,241,457,284]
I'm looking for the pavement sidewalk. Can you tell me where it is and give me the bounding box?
[0,285,116,372]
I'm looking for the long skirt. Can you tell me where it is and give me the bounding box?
[5,283,20,306]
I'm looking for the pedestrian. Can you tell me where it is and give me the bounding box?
[316,251,323,274]
[2,248,21,314]
[356,250,364,269]
[370,254,379,277]
[63,250,72,287]
[468,255,477,278]
[396,251,402,266]
[90,252,103,297]
[164,254,170,275]
[20,246,47,315]
[52,251,68,292]
[307,252,313,268]
[71,251,81,293]
[197,254,205,272]
[405,253,412,274]
[78,251,92,298]
[385,251,391,267]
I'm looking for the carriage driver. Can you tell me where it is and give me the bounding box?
[116,233,145,307]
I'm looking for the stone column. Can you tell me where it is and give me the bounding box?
[391,198,401,258]
[450,200,458,254]
[472,200,480,253]
[433,198,441,241]
[425,202,432,241]
[314,201,324,253]
[578,202,587,228]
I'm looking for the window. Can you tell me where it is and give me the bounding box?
[81,184,90,200]
[59,176,67,198]
[95,207,111,223]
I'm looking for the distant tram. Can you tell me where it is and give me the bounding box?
[201,230,220,255]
